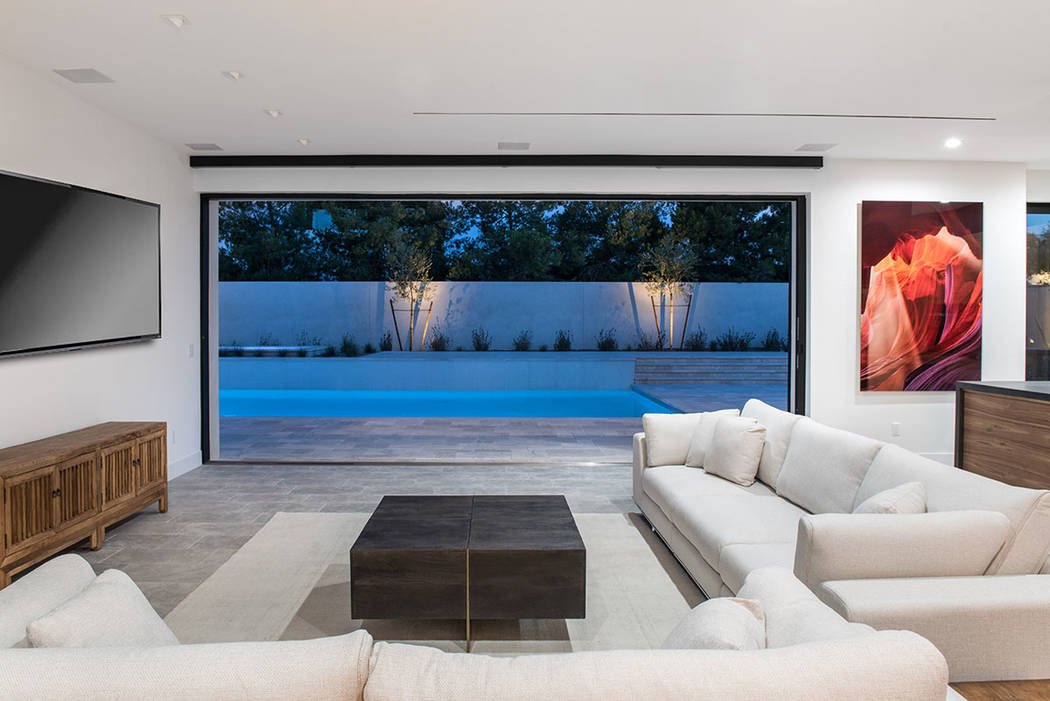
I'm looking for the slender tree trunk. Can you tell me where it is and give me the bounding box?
[669,291,675,350]
[407,294,415,352]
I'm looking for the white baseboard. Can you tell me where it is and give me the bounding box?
[168,450,203,480]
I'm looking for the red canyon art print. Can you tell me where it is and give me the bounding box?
[860,201,983,391]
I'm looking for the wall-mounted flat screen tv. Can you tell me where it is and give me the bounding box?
[0,170,161,357]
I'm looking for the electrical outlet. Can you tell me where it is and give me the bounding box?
[890,421,901,437]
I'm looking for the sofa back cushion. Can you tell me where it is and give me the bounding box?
[0,554,95,648]
[364,633,948,701]
[0,631,372,701]
[27,569,178,648]
[642,413,704,466]
[857,444,1050,574]
[661,597,765,650]
[741,399,802,486]
[774,419,883,514]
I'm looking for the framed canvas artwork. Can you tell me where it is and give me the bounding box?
[860,200,983,391]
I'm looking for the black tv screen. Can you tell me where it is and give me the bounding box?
[0,171,161,357]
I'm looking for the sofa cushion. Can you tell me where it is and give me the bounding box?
[672,495,807,568]
[364,633,948,701]
[0,631,372,700]
[741,399,803,487]
[703,416,766,486]
[661,597,765,650]
[737,566,818,610]
[719,544,797,594]
[684,409,740,467]
[642,413,704,466]
[27,569,178,648]
[764,599,875,649]
[775,419,883,514]
[0,554,95,649]
[642,465,775,524]
[853,481,926,514]
[856,444,1050,574]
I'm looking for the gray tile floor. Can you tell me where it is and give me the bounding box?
[65,461,637,617]
[218,383,787,463]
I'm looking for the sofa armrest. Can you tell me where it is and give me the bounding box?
[820,575,1050,682]
[793,511,1011,592]
[632,432,648,504]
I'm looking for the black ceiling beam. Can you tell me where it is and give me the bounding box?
[188,154,823,169]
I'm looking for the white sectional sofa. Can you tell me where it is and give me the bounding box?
[633,399,1050,682]
[0,555,952,700]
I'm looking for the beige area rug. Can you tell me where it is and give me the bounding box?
[165,511,703,654]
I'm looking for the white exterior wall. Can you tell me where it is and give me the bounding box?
[197,159,1028,461]
[0,56,201,478]
[218,281,788,351]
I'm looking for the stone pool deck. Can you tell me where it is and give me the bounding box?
[217,383,788,463]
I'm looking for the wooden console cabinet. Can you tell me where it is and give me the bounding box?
[955,381,1050,489]
[0,422,167,588]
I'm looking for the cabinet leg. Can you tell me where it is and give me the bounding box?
[158,493,168,513]
[0,570,10,589]
[90,526,105,550]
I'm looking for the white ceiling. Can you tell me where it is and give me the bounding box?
[3,0,1050,166]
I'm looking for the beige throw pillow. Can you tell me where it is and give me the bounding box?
[683,409,741,467]
[703,415,767,486]
[642,413,705,466]
[853,481,927,514]
[661,597,765,650]
[27,569,179,648]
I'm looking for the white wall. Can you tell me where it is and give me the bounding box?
[1029,170,1050,201]
[218,281,789,350]
[196,159,1028,460]
[0,56,200,477]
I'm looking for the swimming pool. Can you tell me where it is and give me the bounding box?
[219,389,673,418]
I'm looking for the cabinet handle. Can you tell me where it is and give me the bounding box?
[51,488,62,498]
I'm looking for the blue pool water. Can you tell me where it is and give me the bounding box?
[219,389,672,418]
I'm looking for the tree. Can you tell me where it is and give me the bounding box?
[386,238,435,351]
[446,201,561,280]
[670,202,791,282]
[639,234,698,349]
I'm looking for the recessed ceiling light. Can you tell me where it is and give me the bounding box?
[297,138,311,147]
[185,143,223,151]
[53,68,114,84]
[497,141,530,151]
[222,71,242,81]
[264,109,282,119]
[944,137,963,149]
[795,143,837,152]
[162,14,189,29]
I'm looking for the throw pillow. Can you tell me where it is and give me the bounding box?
[661,597,765,650]
[684,409,741,467]
[853,481,927,514]
[703,415,767,486]
[27,569,179,648]
[643,413,705,466]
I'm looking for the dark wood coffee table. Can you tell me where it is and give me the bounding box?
[350,495,586,649]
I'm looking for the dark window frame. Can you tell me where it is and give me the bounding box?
[199,193,809,462]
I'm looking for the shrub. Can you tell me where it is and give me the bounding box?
[455,346,464,351]
[364,343,377,354]
[429,328,450,351]
[380,332,393,351]
[554,329,572,352]
[258,333,279,347]
[512,330,532,351]
[472,328,492,351]
[220,341,244,358]
[595,328,618,351]
[320,345,337,357]
[683,330,707,352]
[340,334,360,357]
[712,328,756,351]
[538,344,548,352]
[762,329,789,352]
[637,331,665,351]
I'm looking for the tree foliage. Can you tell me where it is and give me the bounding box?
[218,199,791,283]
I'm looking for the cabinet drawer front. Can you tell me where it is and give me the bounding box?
[101,441,137,507]
[137,432,166,492]
[4,471,54,553]
[56,453,98,528]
